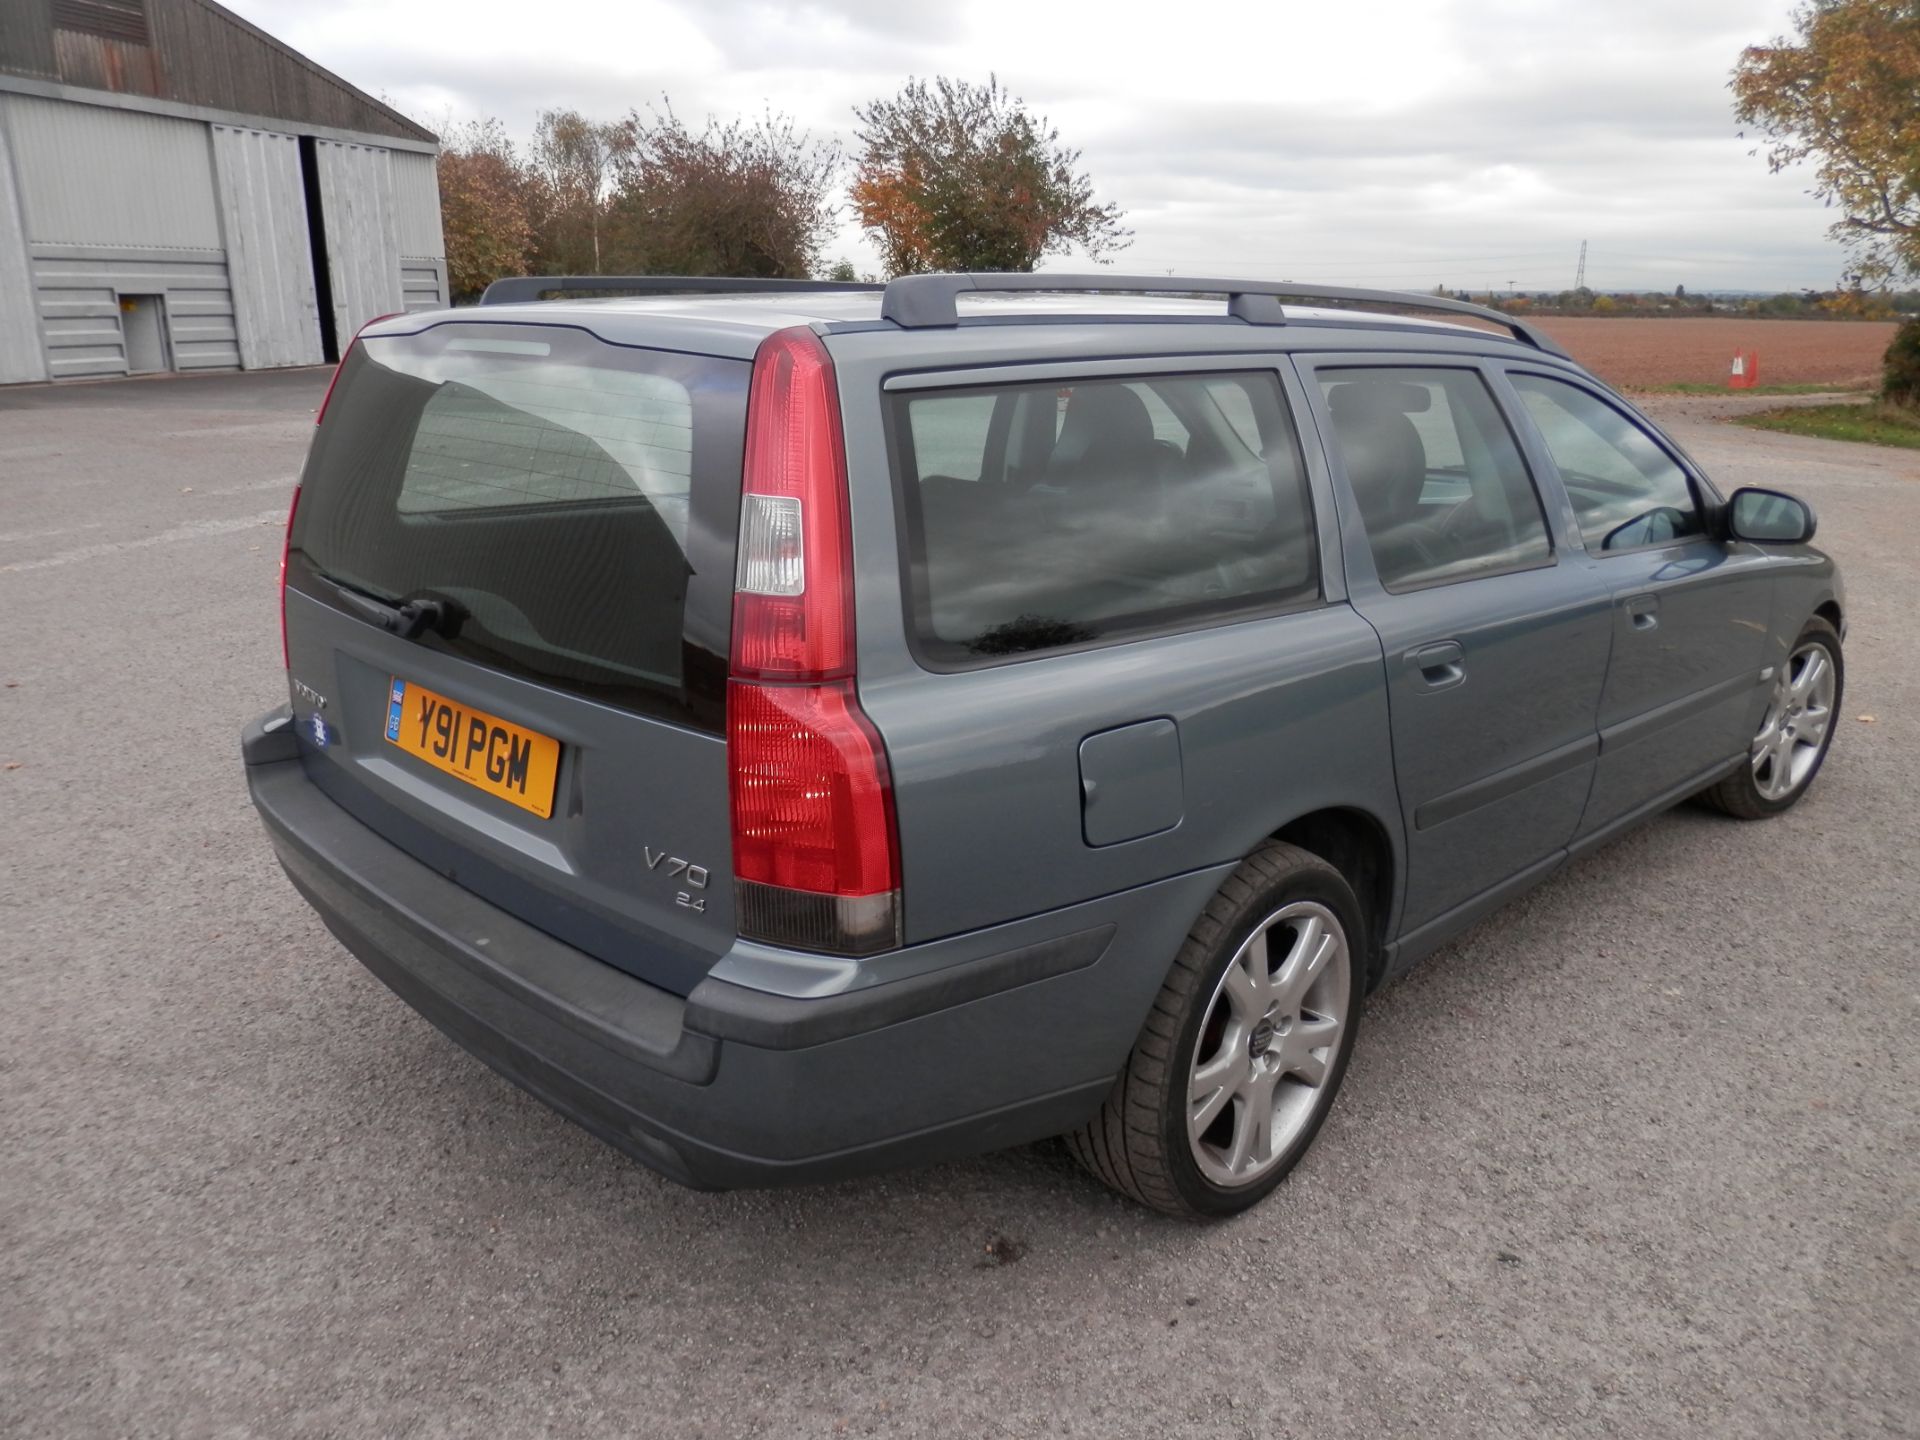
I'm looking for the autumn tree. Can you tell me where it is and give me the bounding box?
[527,109,624,274]
[851,76,1129,275]
[436,119,536,302]
[1732,1,1920,285]
[602,106,840,277]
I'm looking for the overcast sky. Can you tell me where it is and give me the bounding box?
[226,0,1839,293]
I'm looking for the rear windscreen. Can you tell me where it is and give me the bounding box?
[290,323,748,730]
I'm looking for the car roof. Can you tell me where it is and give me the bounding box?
[376,290,1550,361]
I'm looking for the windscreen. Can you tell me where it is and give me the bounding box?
[289,322,749,730]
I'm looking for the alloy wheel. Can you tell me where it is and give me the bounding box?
[1186,900,1351,1188]
[1752,642,1836,802]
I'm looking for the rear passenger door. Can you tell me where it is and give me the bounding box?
[1500,371,1774,838]
[1298,359,1612,945]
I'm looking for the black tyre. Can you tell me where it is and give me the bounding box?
[1066,841,1365,1218]
[1699,617,1843,820]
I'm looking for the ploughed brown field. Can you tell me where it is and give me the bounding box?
[1525,316,1898,390]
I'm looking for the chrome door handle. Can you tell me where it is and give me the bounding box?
[1626,594,1660,631]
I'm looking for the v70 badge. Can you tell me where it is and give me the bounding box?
[645,848,710,913]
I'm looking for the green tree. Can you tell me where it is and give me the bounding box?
[825,258,860,282]
[528,109,624,274]
[601,106,840,278]
[436,119,536,301]
[1885,320,1920,405]
[1732,1,1920,284]
[851,76,1130,275]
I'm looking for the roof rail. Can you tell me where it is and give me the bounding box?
[878,273,1570,357]
[477,274,883,306]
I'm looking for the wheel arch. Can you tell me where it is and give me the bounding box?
[1814,597,1843,636]
[1268,806,1398,990]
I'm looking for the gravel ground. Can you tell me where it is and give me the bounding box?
[2,371,1915,1439]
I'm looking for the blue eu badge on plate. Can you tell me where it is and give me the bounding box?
[385,679,406,742]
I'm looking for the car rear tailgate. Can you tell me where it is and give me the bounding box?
[281,318,750,995]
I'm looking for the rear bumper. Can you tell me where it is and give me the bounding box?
[242,709,1228,1188]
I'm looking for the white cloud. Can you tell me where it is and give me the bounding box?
[226,0,1840,291]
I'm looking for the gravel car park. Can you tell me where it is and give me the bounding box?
[3,362,1915,1436]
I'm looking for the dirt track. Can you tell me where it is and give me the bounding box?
[1529,316,1899,390]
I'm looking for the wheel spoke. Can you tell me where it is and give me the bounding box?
[1284,1045,1329,1087]
[1192,1042,1249,1104]
[1792,651,1824,702]
[1221,949,1264,1019]
[1190,1073,1238,1136]
[1798,708,1831,746]
[1227,1073,1278,1174]
[1270,917,1328,1008]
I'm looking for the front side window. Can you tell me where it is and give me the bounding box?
[894,371,1319,663]
[1509,373,1703,551]
[1317,367,1551,593]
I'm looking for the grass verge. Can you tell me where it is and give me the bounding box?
[1733,402,1920,451]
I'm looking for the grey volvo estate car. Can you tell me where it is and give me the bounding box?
[243,274,1844,1217]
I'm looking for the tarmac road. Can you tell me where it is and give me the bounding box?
[2,370,1915,1439]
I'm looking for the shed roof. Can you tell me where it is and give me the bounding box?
[0,0,435,145]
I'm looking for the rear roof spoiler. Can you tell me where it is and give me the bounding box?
[478,275,882,305]
[878,273,1571,356]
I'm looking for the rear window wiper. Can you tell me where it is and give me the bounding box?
[319,572,453,642]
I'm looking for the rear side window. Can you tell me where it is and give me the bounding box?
[1508,373,1704,551]
[1318,367,1551,593]
[893,371,1319,663]
[289,323,748,731]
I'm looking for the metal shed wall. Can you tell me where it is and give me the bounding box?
[211,124,321,368]
[3,92,238,378]
[0,105,48,383]
[4,91,219,247]
[313,138,402,341]
[29,246,237,377]
[388,148,447,312]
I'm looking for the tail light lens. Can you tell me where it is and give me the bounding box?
[731,328,854,681]
[278,484,301,668]
[728,327,901,955]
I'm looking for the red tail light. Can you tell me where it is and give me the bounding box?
[728,327,901,955]
[278,484,301,668]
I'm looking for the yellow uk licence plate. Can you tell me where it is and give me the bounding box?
[383,678,561,818]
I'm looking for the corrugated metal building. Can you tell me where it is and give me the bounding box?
[0,0,445,383]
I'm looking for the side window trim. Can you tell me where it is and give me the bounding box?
[1498,366,1716,558]
[1293,354,1560,598]
[882,358,1330,671]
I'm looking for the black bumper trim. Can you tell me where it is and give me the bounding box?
[685,923,1115,1050]
[252,753,718,1085]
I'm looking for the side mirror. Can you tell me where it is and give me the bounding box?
[1725,487,1817,545]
